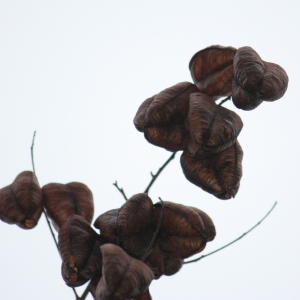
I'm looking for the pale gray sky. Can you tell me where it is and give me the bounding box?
[0,1,299,299]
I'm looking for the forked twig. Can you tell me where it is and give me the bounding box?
[144,152,176,193]
[184,201,277,264]
[113,181,128,201]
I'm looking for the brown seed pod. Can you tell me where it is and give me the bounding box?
[133,289,152,300]
[0,171,43,229]
[42,182,94,232]
[181,142,243,199]
[94,193,154,259]
[232,46,289,110]
[143,124,190,152]
[189,45,237,100]
[95,244,154,300]
[152,201,216,258]
[144,245,183,279]
[58,215,104,287]
[187,93,243,156]
[133,82,199,151]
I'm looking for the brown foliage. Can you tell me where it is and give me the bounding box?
[0,171,43,229]
[42,182,94,232]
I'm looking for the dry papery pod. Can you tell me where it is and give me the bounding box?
[0,171,43,229]
[58,215,104,287]
[143,201,215,279]
[144,245,184,279]
[91,278,153,300]
[94,193,155,259]
[42,181,94,232]
[95,244,154,300]
[189,45,237,100]
[187,92,243,157]
[181,141,243,199]
[152,201,216,258]
[232,46,289,110]
[133,82,199,151]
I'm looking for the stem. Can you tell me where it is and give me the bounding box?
[113,181,128,201]
[218,95,231,106]
[79,282,91,300]
[30,131,80,299]
[184,201,277,264]
[141,197,165,261]
[144,152,176,193]
[31,131,36,173]
[31,131,60,251]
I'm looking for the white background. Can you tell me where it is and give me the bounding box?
[0,1,299,299]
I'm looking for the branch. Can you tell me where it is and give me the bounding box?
[144,152,176,193]
[30,131,36,173]
[113,181,128,201]
[79,282,91,300]
[184,201,277,264]
[218,94,231,106]
[30,131,80,299]
[141,197,165,261]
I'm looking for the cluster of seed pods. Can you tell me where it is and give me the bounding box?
[134,45,288,199]
[0,44,288,300]
[0,171,216,299]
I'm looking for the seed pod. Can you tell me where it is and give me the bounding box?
[181,142,243,199]
[144,245,183,279]
[144,201,215,278]
[187,93,243,156]
[189,45,237,100]
[95,244,154,300]
[94,193,154,259]
[133,82,199,151]
[0,171,43,229]
[133,289,152,300]
[232,46,289,110]
[152,201,216,258]
[58,215,104,287]
[42,182,94,232]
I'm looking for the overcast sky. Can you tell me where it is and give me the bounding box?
[0,1,299,299]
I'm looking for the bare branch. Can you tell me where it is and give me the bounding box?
[30,131,36,173]
[144,152,176,193]
[113,181,128,201]
[218,95,231,106]
[78,282,92,300]
[184,201,277,264]
[30,131,80,299]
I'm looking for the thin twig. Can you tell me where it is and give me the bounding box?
[30,132,60,252]
[31,131,36,173]
[144,152,176,193]
[30,131,80,299]
[113,181,128,201]
[79,282,91,300]
[218,95,231,106]
[141,197,165,261]
[184,201,277,264]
